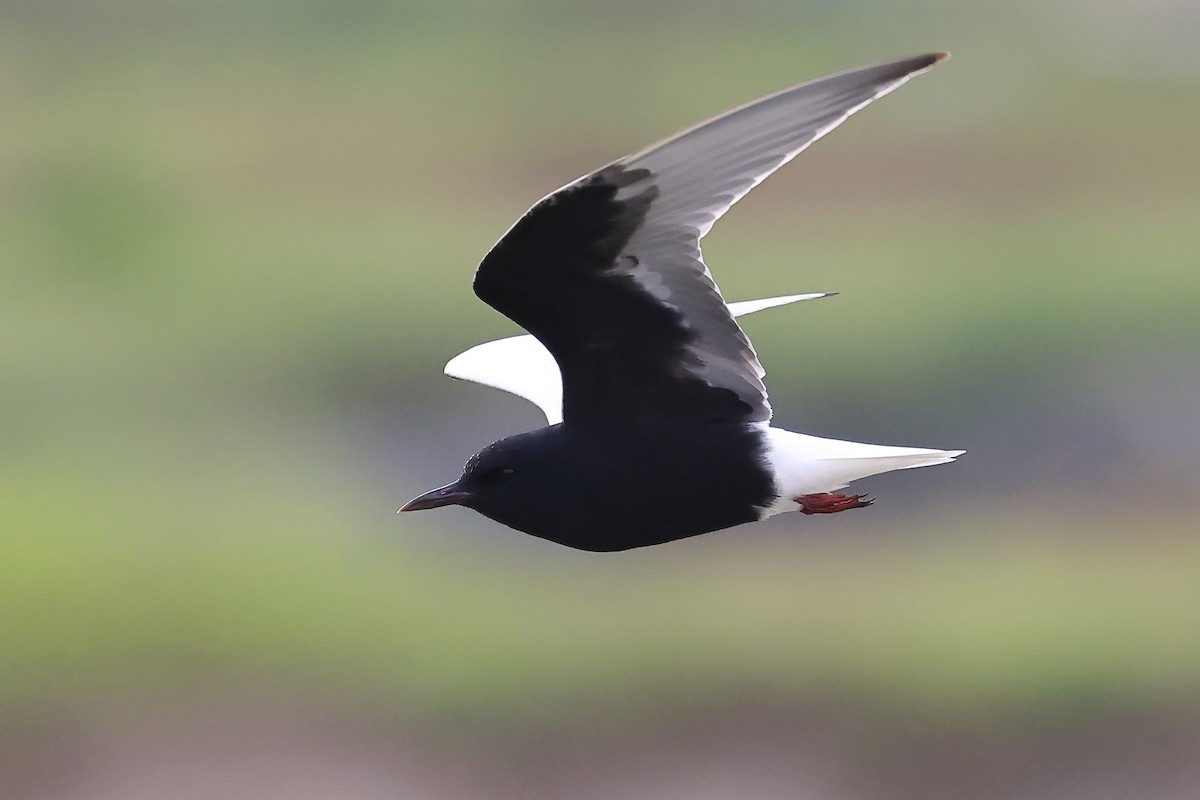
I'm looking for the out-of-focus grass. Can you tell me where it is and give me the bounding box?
[2,3,1198,733]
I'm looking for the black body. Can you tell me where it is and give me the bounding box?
[453,422,776,552]
[443,167,774,550]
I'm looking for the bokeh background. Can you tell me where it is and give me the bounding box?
[3,1,1199,798]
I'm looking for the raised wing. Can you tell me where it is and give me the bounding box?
[445,293,831,425]
[472,53,946,429]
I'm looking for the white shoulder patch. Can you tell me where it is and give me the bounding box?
[444,334,565,425]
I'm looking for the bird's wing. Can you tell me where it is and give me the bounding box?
[473,53,946,429]
[445,293,831,425]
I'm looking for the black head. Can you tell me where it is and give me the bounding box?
[400,427,567,535]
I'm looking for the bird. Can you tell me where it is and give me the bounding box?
[401,53,964,552]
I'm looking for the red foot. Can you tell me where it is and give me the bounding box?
[796,492,874,515]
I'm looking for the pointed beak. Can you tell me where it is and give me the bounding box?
[398,481,473,513]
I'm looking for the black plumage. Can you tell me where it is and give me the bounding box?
[474,165,755,430]
[401,53,959,551]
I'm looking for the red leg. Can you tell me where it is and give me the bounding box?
[796,492,874,515]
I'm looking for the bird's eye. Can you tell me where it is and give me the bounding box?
[479,466,515,483]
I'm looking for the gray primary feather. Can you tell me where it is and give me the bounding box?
[604,52,948,422]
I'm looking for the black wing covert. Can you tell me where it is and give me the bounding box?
[473,53,947,430]
[474,166,752,428]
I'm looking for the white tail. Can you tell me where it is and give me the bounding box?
[758,425,964,516]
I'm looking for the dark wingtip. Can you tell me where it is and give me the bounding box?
[932,51,951,63]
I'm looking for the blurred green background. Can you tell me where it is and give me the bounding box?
[3,1,1199,798]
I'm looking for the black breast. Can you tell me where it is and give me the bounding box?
[521,421,777,551]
